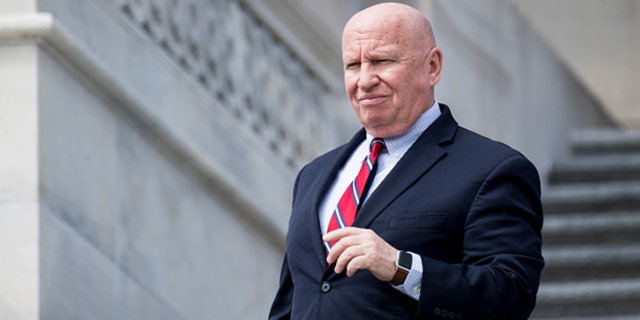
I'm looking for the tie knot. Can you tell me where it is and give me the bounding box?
[369,138,385,162]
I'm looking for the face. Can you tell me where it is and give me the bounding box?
[342,10,441,138]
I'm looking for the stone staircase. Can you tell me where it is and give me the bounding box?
[532,129,640,319]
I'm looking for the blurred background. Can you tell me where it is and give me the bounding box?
[1,0,639,319]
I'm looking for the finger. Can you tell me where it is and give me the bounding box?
[323,227,364,243]
[346,254,370,277]
[325,229,365,264]
[326,234,359,265]
[334,245,361,275]
[328,229,377,261]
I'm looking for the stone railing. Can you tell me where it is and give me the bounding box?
[106,0,337,168]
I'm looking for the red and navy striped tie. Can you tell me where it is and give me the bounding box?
[324,138,385,252]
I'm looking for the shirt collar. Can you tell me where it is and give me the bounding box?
[366,100,441,156]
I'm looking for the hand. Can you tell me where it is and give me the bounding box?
[323,227,398,281]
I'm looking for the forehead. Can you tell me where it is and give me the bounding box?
[342,29,405,59]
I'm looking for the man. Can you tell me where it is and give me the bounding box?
[269,2,543,319]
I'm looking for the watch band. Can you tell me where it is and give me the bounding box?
[390,266,409,285]
[390,251,412,286]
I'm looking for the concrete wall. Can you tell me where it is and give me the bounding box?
[519,0,640,129]
[36,44,284,319]
[0,43,39,320]
[429,0,614,181]
[1,0,346,318]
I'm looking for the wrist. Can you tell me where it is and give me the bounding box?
[390,250,412,285]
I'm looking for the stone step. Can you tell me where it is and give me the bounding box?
[534,128,640,319]
[541,244,640,282]
[543,182,640,214]
[548,153,640,184]
[532,278,640,318]
[571,129,640,156]
[543,211,640,246]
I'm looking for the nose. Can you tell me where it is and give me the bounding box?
[357,63,380,90]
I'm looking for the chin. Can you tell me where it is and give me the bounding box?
[363,123,393,137]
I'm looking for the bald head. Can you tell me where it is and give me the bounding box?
[342,2,436,53]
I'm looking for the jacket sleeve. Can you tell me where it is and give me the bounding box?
[268,252,292,320]
[269,164,309,320]
[417,155,544,320]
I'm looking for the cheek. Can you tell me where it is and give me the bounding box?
[344,76,357,97]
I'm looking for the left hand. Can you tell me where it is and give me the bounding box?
[323,227,398,281]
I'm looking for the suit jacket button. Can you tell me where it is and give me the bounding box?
[320,281,331,293]
[434,308,441,316]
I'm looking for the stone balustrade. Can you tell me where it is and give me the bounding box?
[108,0,337,169]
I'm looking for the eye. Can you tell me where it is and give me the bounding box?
[373,59,393,65]
[345,62,360,70]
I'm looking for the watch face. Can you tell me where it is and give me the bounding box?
[398,251,412,270]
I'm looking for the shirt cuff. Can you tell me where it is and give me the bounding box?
[391,252,422,300]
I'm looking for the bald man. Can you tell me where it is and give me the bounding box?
[269,3,543,319]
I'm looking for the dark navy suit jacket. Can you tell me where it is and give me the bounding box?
[269,104,544,319]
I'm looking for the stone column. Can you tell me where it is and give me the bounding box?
[0,3,40,319]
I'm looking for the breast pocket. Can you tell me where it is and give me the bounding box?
[388,213,447,231]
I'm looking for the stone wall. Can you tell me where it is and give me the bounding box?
[519,0,640,129]
[430,0,614,181]
[0,0,350,318]
[0,43,39,320]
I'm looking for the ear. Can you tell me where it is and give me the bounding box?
[427,47,443,86]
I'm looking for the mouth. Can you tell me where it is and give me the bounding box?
[358,94,388,106]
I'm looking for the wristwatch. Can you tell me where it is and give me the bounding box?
[390,250,412,285]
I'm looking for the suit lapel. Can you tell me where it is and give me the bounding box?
[305,104,458,265]
[354,104,458,228]
[307,129,367,267]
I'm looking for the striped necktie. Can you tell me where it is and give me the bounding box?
[324,138,385,252]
